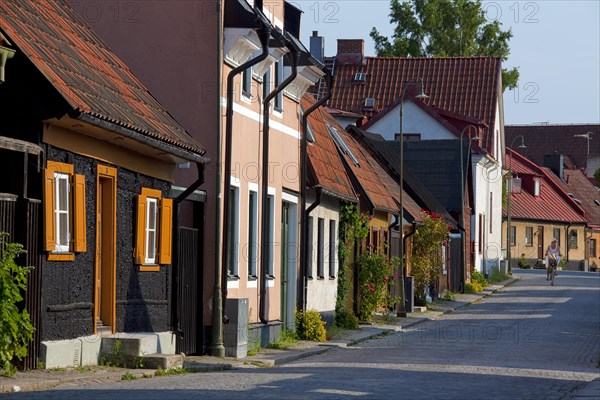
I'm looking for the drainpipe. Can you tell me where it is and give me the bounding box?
[299,71,332,311]
[221,26,272,333]
[565,223,572,263]
[300,187,322,310]
[259,45,300,324]
[209,0,225,357]
[172,162,205,337]
[0,45,16,84]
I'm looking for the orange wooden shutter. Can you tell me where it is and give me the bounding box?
[43,168,56,251]
[73,174,87,252]
[159,198,173,265]
[135,194,147,264]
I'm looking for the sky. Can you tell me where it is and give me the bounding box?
[296,0,600,126]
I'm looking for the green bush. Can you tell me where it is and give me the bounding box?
[518,253,531,269]
[0,234,35,376]
[296,309,326,342]
[489,267,509,283]
[471,270,488,287]
[268,330,297,350]
[334,309,359,329]
[465,281,483,294]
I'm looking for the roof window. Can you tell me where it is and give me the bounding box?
[327,124,359,167]
[354,72,366,81]
[364,98,375,108]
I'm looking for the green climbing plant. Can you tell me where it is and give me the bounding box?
[411,211,451,306]
[0,233,35,376]
[335,204,369,328]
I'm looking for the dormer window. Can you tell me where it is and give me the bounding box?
[354,72,366,81]
[533,180,540,197]
[364,98,375,108]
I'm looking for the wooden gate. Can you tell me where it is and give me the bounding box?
[176,227,202,355]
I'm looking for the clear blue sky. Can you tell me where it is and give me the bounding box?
[296,0,600,125]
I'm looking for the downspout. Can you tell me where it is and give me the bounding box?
[209,0,226,357]
[172,162,205,336]
[565,222,572,263]
[259,45,300,324]
[299,71,332,311]
[221,26,272,329]
[0,45,16,84]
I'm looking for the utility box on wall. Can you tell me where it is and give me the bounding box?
[224,298,248,358]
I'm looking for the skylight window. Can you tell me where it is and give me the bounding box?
[354,72,366,81]
[307,122,316,143]
[364,97,375,108]
[327,124,359,166]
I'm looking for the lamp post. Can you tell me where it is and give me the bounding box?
[506,135,526,275]
[459,125,480,293]
[397,78,428,317]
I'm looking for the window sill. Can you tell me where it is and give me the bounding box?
[227,275,240,281]
[317,276,325,280]
[248,275,258,281]
[139,265,160,272]
[329,276,336,280]
[266,274,275,280]
[307,276,313,280]
[48,253,75,261]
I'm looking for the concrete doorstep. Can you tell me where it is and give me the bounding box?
[1,277,518,393]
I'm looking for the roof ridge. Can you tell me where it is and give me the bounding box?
[363,55,501,61]
[507,123,600,127]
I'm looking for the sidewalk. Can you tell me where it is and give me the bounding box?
[1,278,516,394]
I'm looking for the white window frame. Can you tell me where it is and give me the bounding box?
[145,197,159,264]
[54,172,71,253]
[228,177,241,279]
[266,187,276,280]
[248,183,259,283]
[329,219,336,278]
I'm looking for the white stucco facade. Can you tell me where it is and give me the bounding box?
[305,190,341,322]
[366,100,455,141]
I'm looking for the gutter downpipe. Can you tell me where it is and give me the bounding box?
[209,0,225,357]
[221,25,272,334]
[172,162,205,336]
[402,221,418,311]
[259,46,300,324]
[299,71,332,311]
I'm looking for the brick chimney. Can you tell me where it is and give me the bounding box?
[336,39,364,65]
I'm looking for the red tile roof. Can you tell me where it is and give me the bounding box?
[306,95,421,218]
[544,168,600,226]
[506,124,599,171]
[505,149,586,224]
[329,56,502,152]
[302,95,358,203]
[0,0,205,157]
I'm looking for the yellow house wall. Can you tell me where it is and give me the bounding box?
[503,220,587,269]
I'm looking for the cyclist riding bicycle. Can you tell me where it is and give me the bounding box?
[545,238,561,284]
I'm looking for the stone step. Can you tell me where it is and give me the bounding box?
[142,353,184,370]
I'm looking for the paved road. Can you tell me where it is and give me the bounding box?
[7,270,600,399]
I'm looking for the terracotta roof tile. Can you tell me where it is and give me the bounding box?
[330,56,501,152]
[302,94,357,203]
[0,0,205,156]
[505,124,599,171]
[544,168,600,226]
[505,149,587,224]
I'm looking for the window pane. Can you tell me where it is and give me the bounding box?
[248,191,257,276]
[58,176,69,211]
[147,231,156,259]
[148,200,157,229]
[59,213,69,246]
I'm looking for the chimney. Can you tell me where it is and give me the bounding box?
[543,153,564,180]
[336,39,364,65]
[309,31,324,63]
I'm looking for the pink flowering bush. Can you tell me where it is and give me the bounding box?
[358,251,400,321]
[412,211,450,306]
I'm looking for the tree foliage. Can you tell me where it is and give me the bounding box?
[370,0,519,90]
[594,168,600,188]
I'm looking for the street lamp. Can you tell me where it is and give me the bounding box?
[397,78,429,317]
[506,135,526,275]
[459,125,480,293]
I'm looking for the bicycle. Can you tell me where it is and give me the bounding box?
[548,260,558,286]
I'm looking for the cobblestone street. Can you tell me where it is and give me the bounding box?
[6,269,600,399]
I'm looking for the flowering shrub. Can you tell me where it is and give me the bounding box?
[357,252,400,321]
[411,211,450,306]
